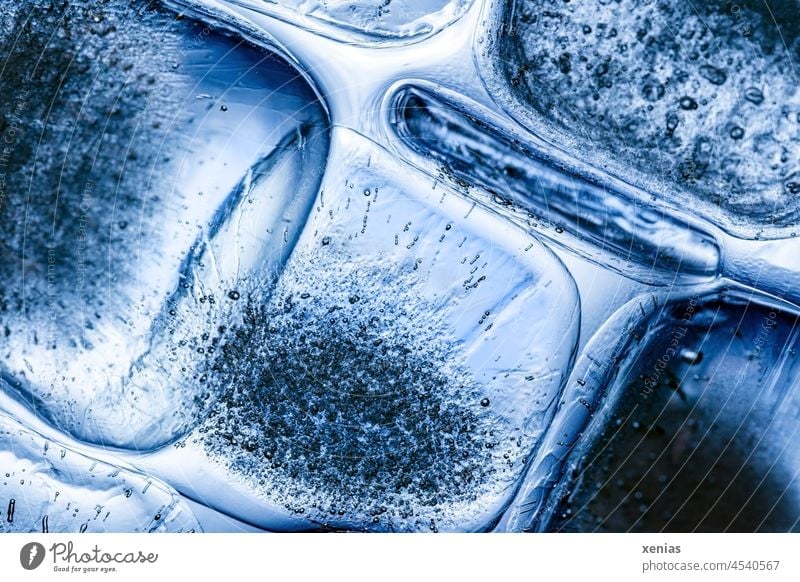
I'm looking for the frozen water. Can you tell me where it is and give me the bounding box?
[214,0,474,42]
[0,410,200,533]
[138,129,581,532]
[113,125,328,449]
[480,0,800,239]
[2,0,796,536]
[0,0,329,449]
[389,84,721,285]
[543,288,800,532]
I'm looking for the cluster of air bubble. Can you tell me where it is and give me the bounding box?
[489,0,800,237]
[200,258,496,531]
[0,411,200,533]
[195,190,544,530]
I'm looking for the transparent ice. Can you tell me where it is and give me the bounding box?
[131,129,580,532]
[534,288,800,532]
[0,410,200,533]
[0,0,329,450]
[1,0,799,534]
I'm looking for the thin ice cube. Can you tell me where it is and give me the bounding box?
[389,84,721,285]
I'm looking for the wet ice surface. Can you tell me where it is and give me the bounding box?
[2,0,796,536]
[146,129,580,531]
[547,289,800,532]
[0,410,200,533]
[483,0,800,238]
[0,0,329,449]
[218,0,473,41]
[390,84,721,285]
[118,124,327,450]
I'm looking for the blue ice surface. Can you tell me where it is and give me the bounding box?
[0,410,201,533]
[135,129,581,532]
[0,0,330,451]
[536,287,800,532]
[5,0,796,535]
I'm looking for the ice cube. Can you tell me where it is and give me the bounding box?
[137,128,581,532]
[210,0,474,42]
[541,288,800,532]
[479,0,800,239]
[0,410,200,533]
[0,0,329,449]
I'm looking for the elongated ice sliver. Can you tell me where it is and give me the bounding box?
[388,85,721,286]
[108,125,329,450]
